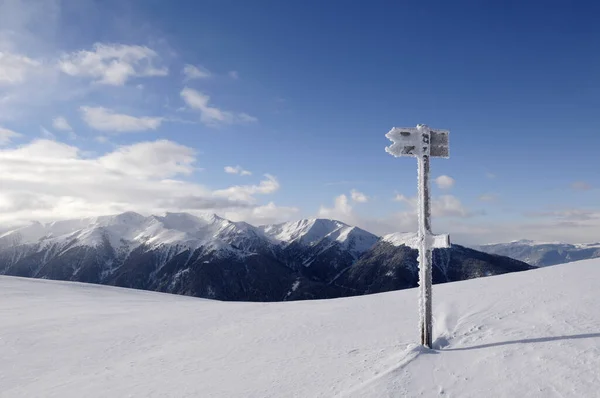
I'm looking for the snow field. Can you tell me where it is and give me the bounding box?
[1,258,599,397]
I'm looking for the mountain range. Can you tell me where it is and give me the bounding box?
[0,212,534,301]
[478,239,600,267]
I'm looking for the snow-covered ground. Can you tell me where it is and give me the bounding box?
[1,259,599,397]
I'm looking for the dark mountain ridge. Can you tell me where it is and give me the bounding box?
[0,212,534,301]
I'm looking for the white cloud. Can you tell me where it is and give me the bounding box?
[52,116,72,131]
[213,174,279,202]
[0,138,283,226]
[485,172,496,179]
[180,87,257,126]
[98,140,196,179]
[317,194,414,235]
[40,126,56,140]
[0,51,41,85]
[95,136,109,144]
[53,116,77,139]
[228,70,239,79]
[393,193,415,205]
[59,43,168,86]
[0,127,21,145]
[434,175,455,190]
[237,113,258,122]
[432,195,470,218]
[183,64,211,80]
[225,202,300,226]
[80,106,163,133]
[350,189,368,203]
[571,181,592,191]
[225,165,252,176]
[7,139,79,159]
[318,194,354,221]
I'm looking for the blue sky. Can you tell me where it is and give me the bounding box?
[0,0,598,244]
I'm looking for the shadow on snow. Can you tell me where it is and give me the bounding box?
[439,332,600,351]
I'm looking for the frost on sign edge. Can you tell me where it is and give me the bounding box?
[385,127,450,159]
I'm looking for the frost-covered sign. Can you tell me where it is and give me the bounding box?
[385,126,449,158]
[385,124,450,348]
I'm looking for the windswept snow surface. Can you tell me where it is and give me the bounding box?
[1,259,600,397]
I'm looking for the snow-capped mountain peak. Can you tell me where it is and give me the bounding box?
[259,218,338,244]
[258,218,380,258]
[262,218,362,243]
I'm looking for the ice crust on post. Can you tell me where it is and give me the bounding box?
[385,124,450,348]
[416,125,433,347]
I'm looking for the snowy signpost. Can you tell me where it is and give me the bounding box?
[385,124,450,348]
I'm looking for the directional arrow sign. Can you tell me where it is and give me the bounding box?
[385,127,450,158]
